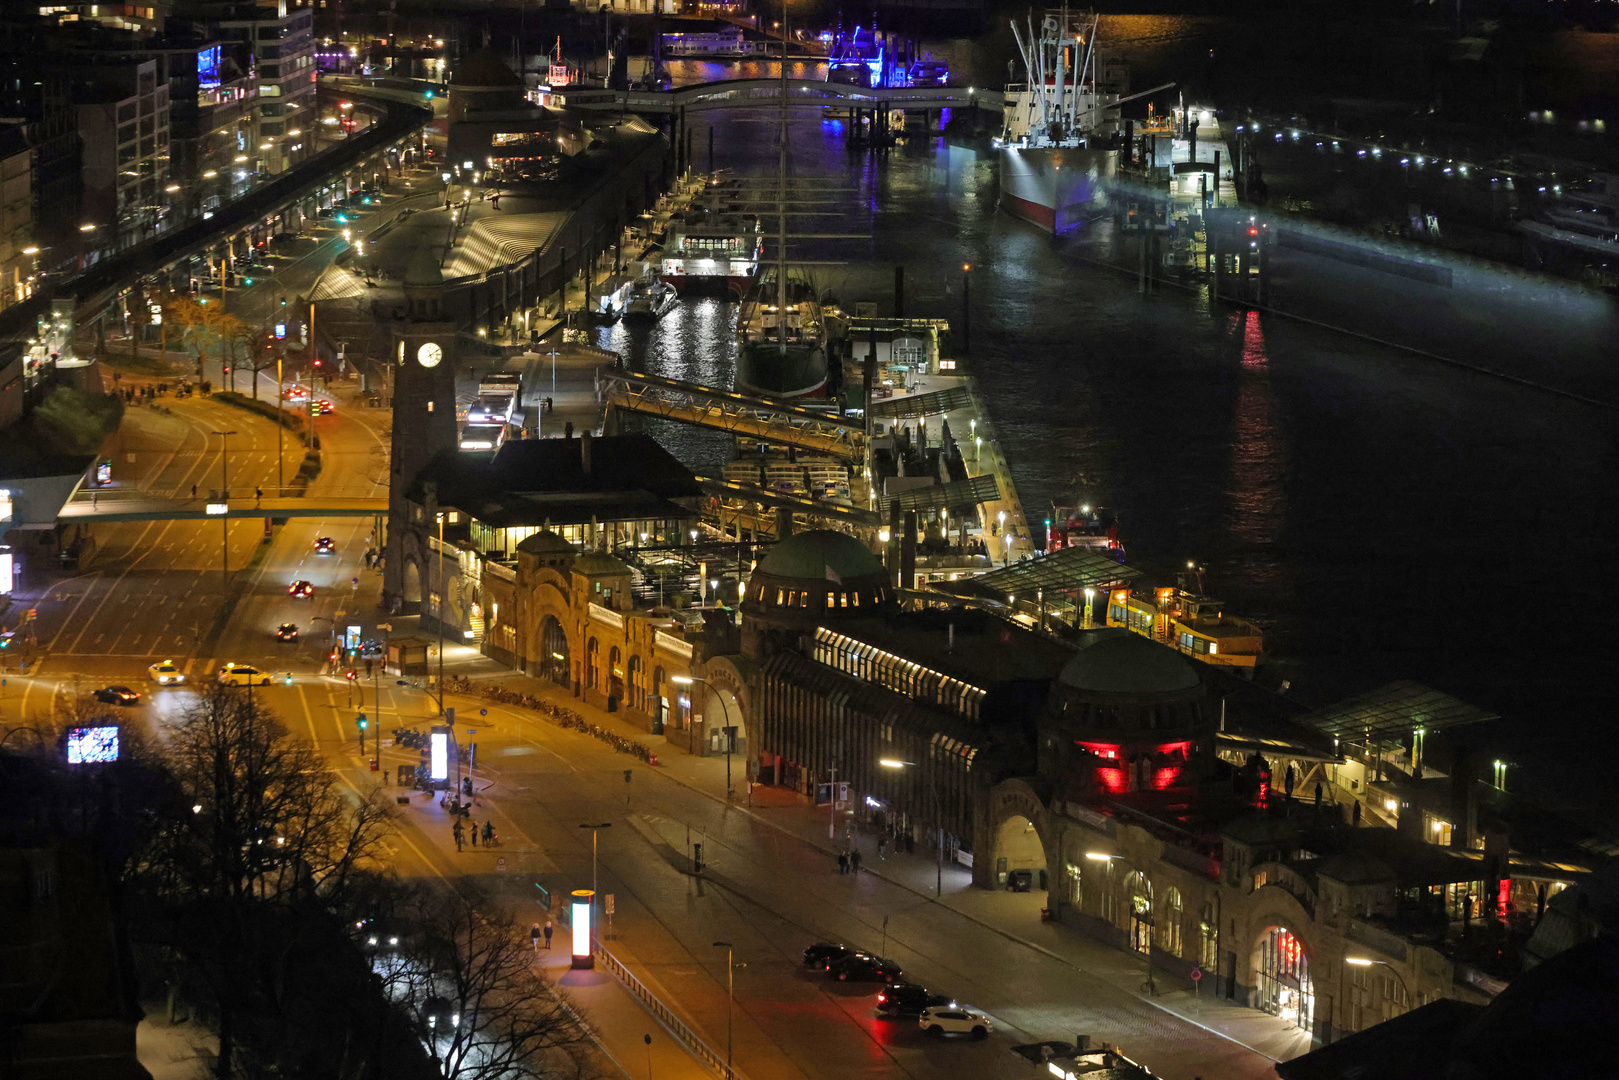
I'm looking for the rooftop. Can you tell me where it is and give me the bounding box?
[835,606,1076,688]
[756,529,885,582]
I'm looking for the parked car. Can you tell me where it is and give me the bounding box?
[1007,869,1034,892]
[828,953,903,983]
[802,943,852,969]
[918,1006,992,1039]
[94,685,141,706]
[876,983,952,1017]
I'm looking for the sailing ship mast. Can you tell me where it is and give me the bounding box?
[776,7,789,352]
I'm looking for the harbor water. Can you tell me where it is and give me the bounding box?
[595,100,1619,826]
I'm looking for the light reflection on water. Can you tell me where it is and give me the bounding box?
[591,102,1619,792]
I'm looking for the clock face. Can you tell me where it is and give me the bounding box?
[417,342,443,368]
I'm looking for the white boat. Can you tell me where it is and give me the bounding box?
[995,9,1121,234]
[624,278,679,319]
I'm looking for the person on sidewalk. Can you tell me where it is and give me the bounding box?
[482,821,495,845]
[850,849,863,873]
[531,923,541,951]
[877,836,887,861]
[837,851,848,874]
[470,819,479,846]
[453,821,464,851]
[543,921,554,949]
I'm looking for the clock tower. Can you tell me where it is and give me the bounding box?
[384,245,460,612]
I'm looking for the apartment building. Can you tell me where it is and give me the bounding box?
[211,0,315,176]
[69,58,170,244]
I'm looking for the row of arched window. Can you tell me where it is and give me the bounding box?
[1063,861,1217,969]
[752,582,886,612]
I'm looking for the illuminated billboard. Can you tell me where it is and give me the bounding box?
[430,730,449,781]
[67,726,120,764]
[199,45,222,89]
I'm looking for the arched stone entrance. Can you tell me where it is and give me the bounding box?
[403,560,423,605]
[540,616,569,687]
[698,656,753,763]
[976,780,1054,891]
[1251,925,1315,1035]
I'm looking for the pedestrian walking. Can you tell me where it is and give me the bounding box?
[453,821,464,851]
[837,851,848,874]
[482,821,495,845]
[191,484,197,499]
[877,836,887,861]
[850,849,862,873]
[543,921,554,949]
[470,819,479,846]
[531,923,542,951]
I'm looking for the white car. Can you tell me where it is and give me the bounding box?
[918,1006,992,1039]
[218,663,274,687]
[148,661,185,685]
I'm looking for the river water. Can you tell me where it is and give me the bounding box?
[591,77,1619,820]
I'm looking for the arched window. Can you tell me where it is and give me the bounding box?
[1200,902,1218,972]
[628,655,643,709]
[652,666,666,726]
[609,646,623,692]
[586,638,600,690]
[1126,871,1153,954]
[1163,887,1183,957]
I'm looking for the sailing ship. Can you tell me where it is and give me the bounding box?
[996,9,1122,234]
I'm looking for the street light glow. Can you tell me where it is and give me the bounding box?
[879,759,908,769]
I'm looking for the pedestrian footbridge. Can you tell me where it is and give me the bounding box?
[58,493,386,524]
[603,370,867,459]
[558,79,1003,116]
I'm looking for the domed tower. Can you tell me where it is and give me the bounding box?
[741,530,890,658]
[1042,630,1213,795]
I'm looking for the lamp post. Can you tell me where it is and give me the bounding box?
[211,430,236,575]
[435,511,447,717]
[1083,587,1095,628]
[579,822,611,946]
[880,757,943,897]
[1087,852,1156,995]
[673,675,732,799]
[960,263,971,353]
[711,941,737,1080]
[1343,956,1410,1036]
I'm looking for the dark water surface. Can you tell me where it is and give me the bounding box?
[598,111,1619,818]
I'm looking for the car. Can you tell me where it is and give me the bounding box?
[918,1006,992,1039]
[288,580,314,598]
[313,537,335,554]
[94,685,141,706]
[283,386,309,400]
[315,399,334,414]
[276,623,299,642]
[828,953,903,984]
[803,943,852,969]
[147,661,185,685]
[218,663,274,686]
[875,984,952,1017]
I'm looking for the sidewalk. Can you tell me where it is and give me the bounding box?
[437,658,1313,1067]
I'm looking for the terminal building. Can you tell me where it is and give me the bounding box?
[388,390,1609,1053]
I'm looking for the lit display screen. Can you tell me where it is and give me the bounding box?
[67,726,119,764]
[572,901,590,957]
[430,732,448,780]
[198,45,221,89]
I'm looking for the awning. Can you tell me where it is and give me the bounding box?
[1296,680,1497,746]
[973,546,1143,595]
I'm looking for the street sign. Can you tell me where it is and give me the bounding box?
[1190,966,1203,982]
[378,623,393,632]
[604,894,614,915]
[479,708,488,716]
[496,857,508,873]
[467,729,476,735]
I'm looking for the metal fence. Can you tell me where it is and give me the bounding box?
[592,941,745,1080]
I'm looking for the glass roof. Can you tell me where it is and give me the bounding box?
[974,546,1143,593]
[1298,680,1497,743]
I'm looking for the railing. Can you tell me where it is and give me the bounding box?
[593,941,745,1080]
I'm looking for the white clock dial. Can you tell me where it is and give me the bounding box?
[417,342,443,368]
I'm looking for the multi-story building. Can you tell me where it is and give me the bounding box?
[210,0,315,176]
[0,126,35,312]
[0,54,81,267]
[68,58,169,244]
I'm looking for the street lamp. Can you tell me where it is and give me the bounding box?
[879,757,943,897]
[1344,956,1411,1031]
[435,511,448,717]
[579,822,612,945]
[1083,587,1096,628]
[211,430,236,575]
[673,675,733,799]
[711,941,740,1080]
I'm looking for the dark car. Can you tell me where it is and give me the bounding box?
[315,399,334,415]
[276,623,299,642]
[803,943,852,969]
[875,983,952,1017]
[1007,869,1034,893]
[828,953,903,984]
[94,685,140,706]
[313,537,336,554]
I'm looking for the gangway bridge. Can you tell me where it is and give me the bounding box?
[559,79,1003,117]
[603,370,866,460]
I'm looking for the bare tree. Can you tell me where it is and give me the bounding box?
[133,684,393,1078]
[384,889,594,1080]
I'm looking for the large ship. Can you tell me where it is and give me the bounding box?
[735,268,831,399]
[995,10,1122,234]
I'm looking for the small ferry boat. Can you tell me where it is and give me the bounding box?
[1047,503,1125,562]
[662,25,761,59]
[624,277,679,320]
[1105,567,1263,673]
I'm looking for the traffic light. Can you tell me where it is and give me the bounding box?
[279,296,288,307]
[356,714,368,728]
